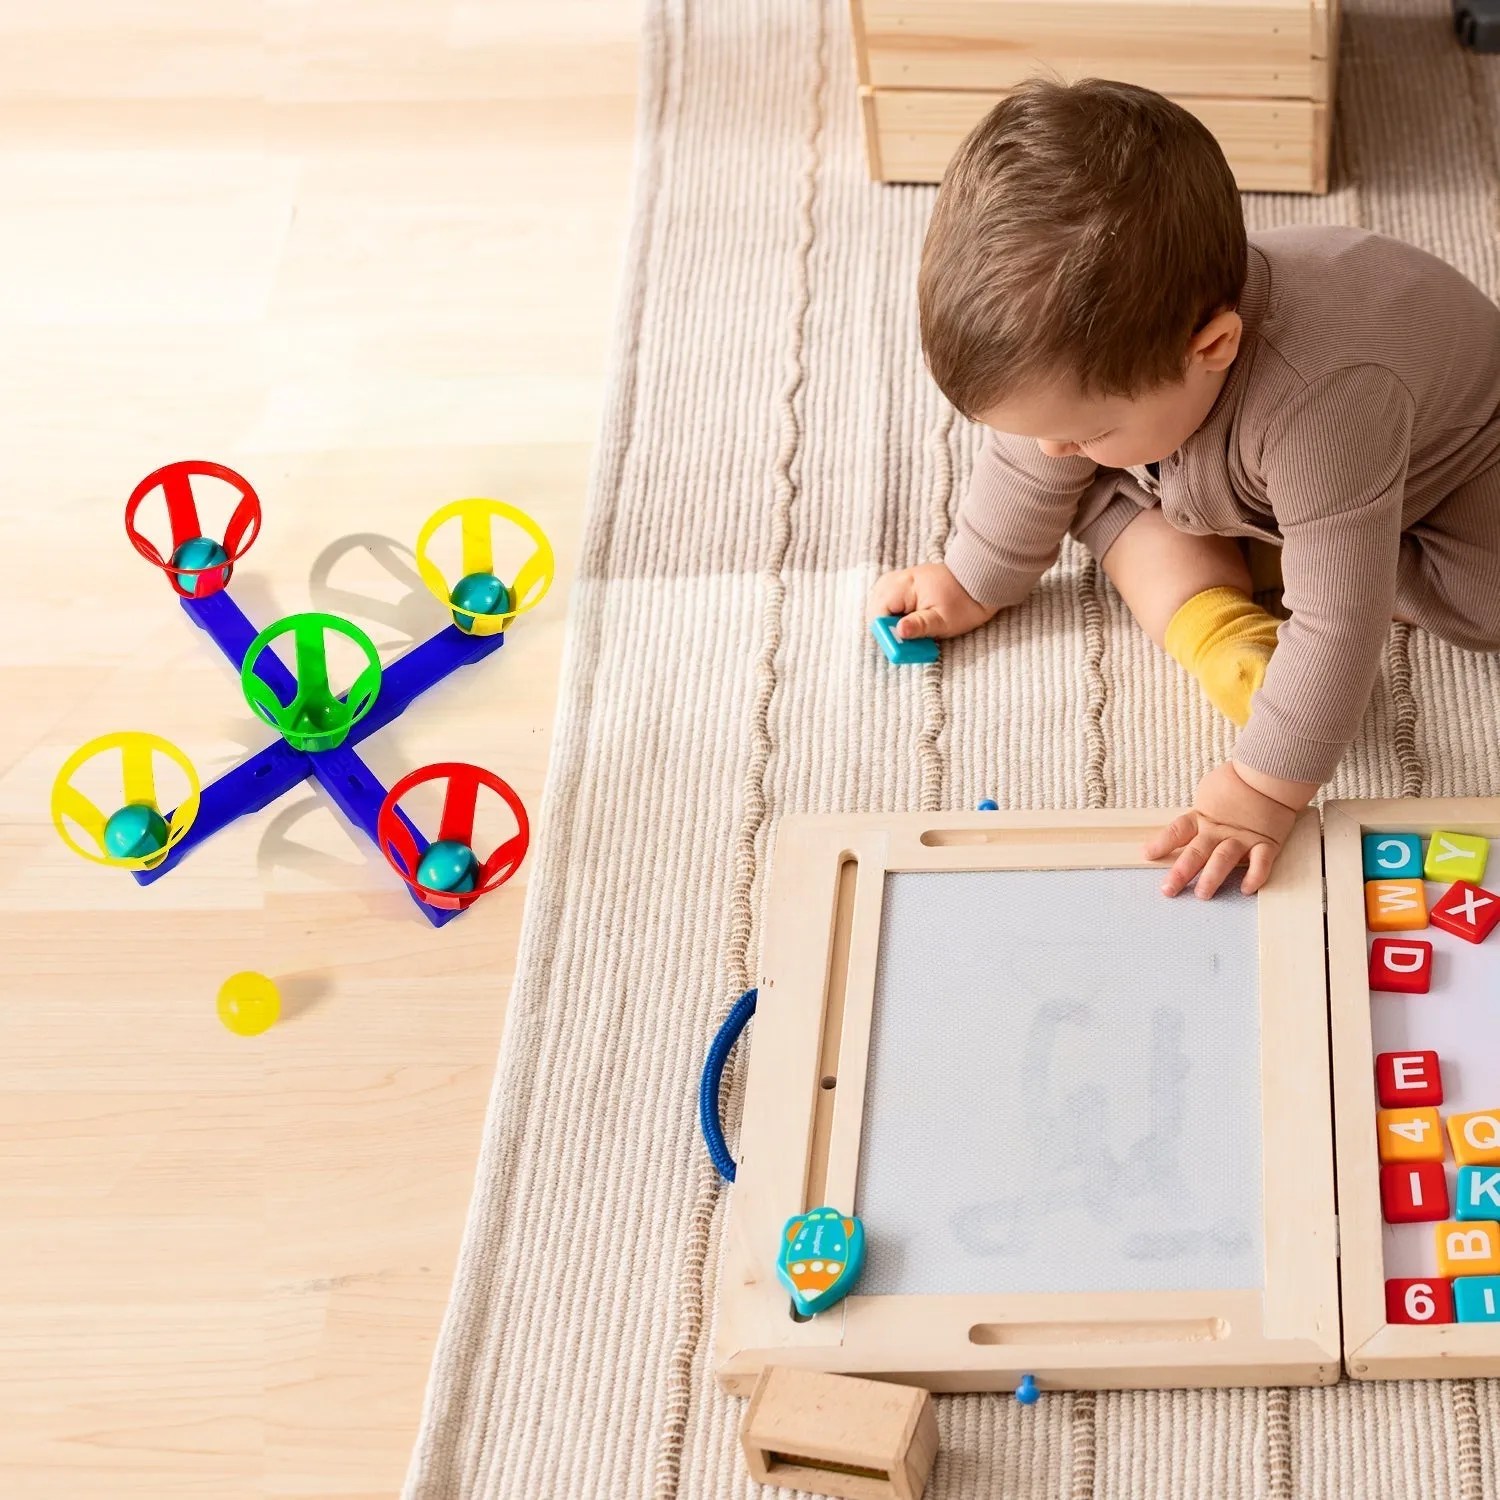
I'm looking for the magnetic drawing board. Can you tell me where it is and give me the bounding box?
[857,869,1262,1298]
[715,809,1340,1395]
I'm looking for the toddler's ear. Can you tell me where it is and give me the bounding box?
[1190,309,1243,373]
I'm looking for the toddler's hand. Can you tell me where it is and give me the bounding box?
[868,563,997,641]
[1144,761,1301,899]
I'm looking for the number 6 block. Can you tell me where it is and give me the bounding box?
[1385,1277,1454,1325]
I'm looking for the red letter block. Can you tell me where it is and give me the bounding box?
[1381,1161,1449,1223]
[1369,938,1433,993]
[1430,881,1500,944]
[1385,1277,1455,1325]
[1376,1050,1443,1108]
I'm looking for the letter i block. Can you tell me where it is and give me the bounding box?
[1364,831,1424,880]
[1436,1220,1500,1277]
[1365,880,1428,931]
[1385,1276,1455,1325]
[1368,937,1433,993]
[1429,881,1500,945]
[1377,1107,1444,1162]
[1457,1165,1500,1220]
[1455,1276,1500,1323]
[1424,830,1489,885]
[1381,1161,1449,1222]
[1375,1051,1443,1108]
[1449,1110,1500,1165]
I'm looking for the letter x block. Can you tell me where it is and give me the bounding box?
[1381,1161,1449,1223]
[1368,937,1433,993]
[1375,1051,1443,1108]
[1385,1276,1455,1325]
[1429,881,1500,944]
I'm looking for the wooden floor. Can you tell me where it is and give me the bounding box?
[0,7,640,1495]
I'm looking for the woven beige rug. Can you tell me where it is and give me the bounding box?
[405,1,1500,1495]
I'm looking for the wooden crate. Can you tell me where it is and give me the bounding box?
[852,0,1340,192]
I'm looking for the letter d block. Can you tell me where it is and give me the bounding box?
[1449,1110,1500,1166]
[1436,1220,1500,1278]
[1368,938,1433,994]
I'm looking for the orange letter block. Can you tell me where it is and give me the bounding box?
[1365,879,1428,931]
[1449,1110,1500,1165]
[1377,1107,1445,1163]
[1436,1220,1500,1278]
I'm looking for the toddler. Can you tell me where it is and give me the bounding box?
[872,78,1500,896]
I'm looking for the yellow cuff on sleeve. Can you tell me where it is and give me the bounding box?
[1163,586,1281,728]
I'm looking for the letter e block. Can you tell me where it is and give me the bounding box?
[1449,1110,1500,1166]
[1368,938,1433,993]
[1424,830,1489,885]
[1365,880,1428,932]
[1436,1220,1500,1277]
[1385,1277,1454,1325]
[1381,1161,1449,1222]
[1429,881,1500,945]
[1364,832,1423,880]
[1375,1051,1443,1108]
[1377,1107,1444,1162]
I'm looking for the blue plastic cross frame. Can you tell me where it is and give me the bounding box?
[130,589,505,927]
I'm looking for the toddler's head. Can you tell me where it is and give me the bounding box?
[919,78,1248,468]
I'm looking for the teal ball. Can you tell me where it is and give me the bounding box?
[104,803,169,860]
[170,535,230,596]
[416,839,479,893]
[450,572,509,633]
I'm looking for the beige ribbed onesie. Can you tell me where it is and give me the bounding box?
[944,226,1500,784]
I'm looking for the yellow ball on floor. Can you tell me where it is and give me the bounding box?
[217,971,280,1036]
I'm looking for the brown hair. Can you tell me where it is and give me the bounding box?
[917,78,1247,419]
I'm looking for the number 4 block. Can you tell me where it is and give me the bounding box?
[1386,1276,1455,1324]
[1369,938,1433,993]
[1377,1107,1444,1162]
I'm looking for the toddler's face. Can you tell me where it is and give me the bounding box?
[975,308,1243,471]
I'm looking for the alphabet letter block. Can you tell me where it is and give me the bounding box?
[1429,881,1500,945]
[1381,1161,1449,1222]
[1365,880,1428,932]
[1425,831,1489,884]
[1458,1166,1500,1221]
[1364,832,1423,880]
[1436,1220,1500,1277]
[1377,1107,1444,1162]
[1385,1277,1455,1325]
[1449,1110,1500,1166]
[1455,1276,1500,1323]
[1368,938,1433,993]
[1375,1051,1443,1108]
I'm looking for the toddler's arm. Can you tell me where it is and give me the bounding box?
[869,428,1098,639]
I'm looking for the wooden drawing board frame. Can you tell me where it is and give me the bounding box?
[1326,797,1500,1379]
[715,808,1341,1395]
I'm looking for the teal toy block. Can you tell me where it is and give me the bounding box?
[777,1205,865,1316]
[1363,832,1423,881]
[1458,1166,1500,1220]
[871,616,939,666]
[1425,830,1490,885]
[1455,1275,1500,1322]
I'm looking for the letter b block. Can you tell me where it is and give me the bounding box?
[1368,938,1433,994]
[1436,1220,1500,1277]
[1385,1277,1455,1325]
[1381,1161,1449,1223]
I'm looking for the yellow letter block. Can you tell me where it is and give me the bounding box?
[1436,1220,1500,1277]
[1365,879,1429,931]
[1425,830,1489,884]
[1378,1107,1445,1162]
[1449,1110,1500,1165]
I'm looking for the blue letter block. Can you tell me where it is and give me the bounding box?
[871,616,939,666]
[1455,1275,1500,1322]
[1458,1166,1500,1220]
[1363,832,1423,881]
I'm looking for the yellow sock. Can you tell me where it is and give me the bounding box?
[1163,586,1281,727]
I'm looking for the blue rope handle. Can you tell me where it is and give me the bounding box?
[699,987,758,1182]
